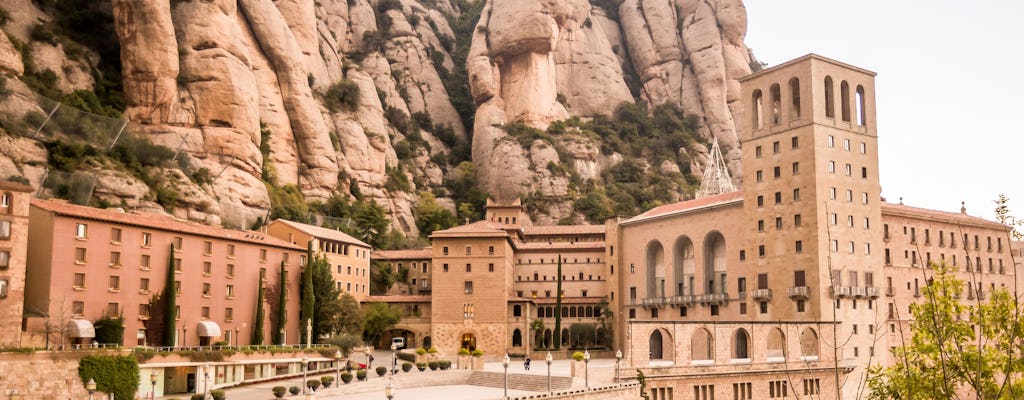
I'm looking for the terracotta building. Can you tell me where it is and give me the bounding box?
[24,199,307,348]
[266,219,372,301]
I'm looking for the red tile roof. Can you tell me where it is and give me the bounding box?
[362,295,431,303]
[522,225,605,236]
[372,249,433,260]
[31,199,303,250]
[429,220,510,237]
[627,191,744,222]
[269,219,371,248]
[881,202,1009,231]
[515,241,606,251]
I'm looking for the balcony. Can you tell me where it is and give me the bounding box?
[698,293,728,305]
[852,287,867,298]
[830,286,852,298]
[787,286,810,300]
[667,295,696,307]
[752,288,773,302]
[641,297,666,308]
[886,287,895,297]
[865,287,881,299]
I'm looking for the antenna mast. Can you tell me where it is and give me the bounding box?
[695,138,737,198]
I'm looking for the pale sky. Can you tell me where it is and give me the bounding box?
[745,1,1024,221]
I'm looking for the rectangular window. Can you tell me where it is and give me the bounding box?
[139,278,149,292]
[227,244,235,257]
[755,146,762,158]
[141,232,152,247]
[792,162,800,175]
[758,220,765,232]
[758,245,766,257]
[845,163,852,176]
[443,247,449,255]
[173,236,183,250]
[203,241,213,255]
[776,217,783,230]
[443,264,449,272]
[757,196,764,207]
[465,245,472,255]
[0,250,8,270]
[110,228,122,243]
[225,307,234,321]
[203,261,212,275]
[794,214,802,227]
[793,188,800,201]
[226,284,234,298]
[75,223,88,239]
[739,250,746,261]
[110,251,121,266]
[201,307,211,319]
[73,272,86,288]
[72,301,84,316]
[828,135,835,148]
[828,161,836,173]
[173,258,182,272]
[175,280,181,295]
[774,166,781,178]
[795,240,803,253]
[862,167,868,178]
[465,263,472,272]
[140,254,151,270]
[202,283,212,296]
[488,245,495,255]
[488,263,495,272]
[227,264,235,277]
[75,247,87,263]
[259,249,267,261]
[792,136,799,149]
[756,170,763,182]
[829,187,837,199]
[109,275,120,291]
[846,189,853,202]
[773,141,780,153]
[843,139,851,151]
[139,304,151,318]
[107,303,119,316]
[860,142,867,154]
[774,192,782,204]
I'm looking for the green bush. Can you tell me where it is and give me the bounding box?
[78,355,140,400]
[288,386,300,395]
[439,360,451,370]
[384,166,411,193]
[471,349,483,357]
[397,351,416,362]
[190,395,204,400]
[320,375,334,388]
[325,80,361,113]
[572,351,585,361]
[272,386,287,398]
[306,379,320,391]
[375,366,387,376]
[416,362,426,371]
[415,348,427,356]
[457,348,470,356]
[428,347,439,354]
[93,315,125,345]
[356,369,367,380]
[402,362,413,372]
[341,372,353,383]
[210,389,225,400]
[428,361,439,371]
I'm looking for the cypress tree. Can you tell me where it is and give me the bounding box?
[300,241,316,345]
[553,253,563,350]
[162,245,177,346]
[252,269,266,345]
[274,261,287,345]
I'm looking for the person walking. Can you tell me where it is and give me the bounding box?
[524,357,531,371]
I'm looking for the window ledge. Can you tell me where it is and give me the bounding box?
[73,286,85,291]
[110,241,121,246]
[109,289,120,293]
[139,266,151,271]
[109,264,121,268]
[729,358,752,364]
[202,273,212,277]
[690,360,714,366]
[138,316,150,321]
[75,261,87,265]
[139,290,149,295]
[202,294,211,298]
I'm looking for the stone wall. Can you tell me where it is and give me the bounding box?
[509,383,641,400]
[0,350,123,400]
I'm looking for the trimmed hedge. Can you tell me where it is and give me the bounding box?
[288,386,300,395]
[416,362,426,371]
[272,386,287,398]
[376,366,387,376]
[78,355,140,400]
[210,389,225,400]
[397,351,416,362]
[428,361,439,370]
[439,360,452,370]
[341,372,353,383]
[356,369,367,380]
[402,362,413,372]
[306,379,321,391]
[321,375,334,388]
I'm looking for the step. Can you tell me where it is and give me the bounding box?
[466,371,573,392]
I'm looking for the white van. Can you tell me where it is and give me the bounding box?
[391,337,405,349]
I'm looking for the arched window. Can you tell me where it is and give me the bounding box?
[703,232,726,294]
[650,330,664,360]
[538,307,544,318]
[646,241,665,298]
[673,236,694,296]
[800,328,819,358]
[751,89,764,129]
[543,329,552,348]
[840,81,851,122]
[691,328,714,361]
[770,84,781,125]
[513,305,522,317]
[576,306,584,317]
[767,328,786,359]
[789,78,801,119]
[561,307,568,317]
[856,85,866,126]
[512,329,523,347]
[824,76,835,118]
[561,328,569,346]
[733,329,750,359]
[546,307,553,318]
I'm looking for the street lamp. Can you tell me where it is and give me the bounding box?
[150,371,158,399]
[545,352,553,393]
[334,350,342,390]
[583,350,590,389]
[234,326,240,347]
[301,356,308,395]
[385,380,394,400]
[86,378,97,400]
[502,354,511,399]
[615,349,622,383]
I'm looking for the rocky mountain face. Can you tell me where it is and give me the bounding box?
[0,0,753,236]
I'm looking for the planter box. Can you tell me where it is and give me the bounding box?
[570,360,586,378]
[458,355,472,370]
[472,356,484,370]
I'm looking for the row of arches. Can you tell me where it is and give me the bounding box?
[532,305,600,318]
[751,76,868,129]
[648,327,819,362]
[644,232,727,299]
[511,327,609,349]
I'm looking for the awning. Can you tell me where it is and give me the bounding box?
[66,319,95,338]
[197,320,221,337]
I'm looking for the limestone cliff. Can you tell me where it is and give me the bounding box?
[0,0,753,235]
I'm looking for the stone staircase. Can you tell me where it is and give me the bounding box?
[466,371,573,392]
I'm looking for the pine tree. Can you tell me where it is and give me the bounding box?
[162,245,177,346]
[300,241,316,345]
[553,254,563,350]
[252,269,266,345]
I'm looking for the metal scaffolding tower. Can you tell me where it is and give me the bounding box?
[695,138,737,198]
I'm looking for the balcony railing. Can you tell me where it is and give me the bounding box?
[865,287,881,299]
[852,287,867,298]
[698,293,728,305]
[752,288,773,302]
[787,286,809,300]
[830,286,852,298]
[641,297,666,308]
[667,295,696,307]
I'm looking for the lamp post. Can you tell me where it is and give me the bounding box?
[150,371,158,399]
[334,350,342,390]
[583,350,590,389]
[614,349,622,383]
[86,378,96,400]
[545,352,552,394]
[385,380,394,400]
[301,356,308,395]
[502,354,511,399]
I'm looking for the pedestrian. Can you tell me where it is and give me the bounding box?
[524,357,531,370]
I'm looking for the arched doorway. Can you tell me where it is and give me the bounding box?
[423,336,432,349]
[649,330,663,359]
[733,329,750,359]
[646,240,665,298]
[383,329,416,349]
[512,329,523,347]
[543,329,552,348]
[460,333,477,351]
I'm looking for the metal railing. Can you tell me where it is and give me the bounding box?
[787,286,809,299]
[751,288,773,301]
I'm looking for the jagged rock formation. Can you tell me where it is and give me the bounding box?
[0,0,753,235]
[470,0,752,207]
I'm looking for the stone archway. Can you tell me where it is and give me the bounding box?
[649,330,664,359]
[460,332,477,351]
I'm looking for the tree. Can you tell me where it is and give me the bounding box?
[554,254,563,350]
[252,270,266,345]
[336,293,364,335]
[142,293,165,347]
[300,242,316,344]
[363,302,401,347]
[994,194,1023,240]
[311,251,343,339]
[414,192,457,236]
[866,262,1024,399]
[162,245,177,346]
[94,315,125,345]
[271,261,288,345]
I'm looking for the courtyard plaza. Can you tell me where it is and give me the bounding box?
[165,350,621,400]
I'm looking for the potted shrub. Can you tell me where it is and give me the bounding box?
[272,386,287,398]
[440,360,452,370]
[402,362,413,372]
[471,349,485,369]
[416,362,427,371]
[210,389,226,400]
[457,348,471,370]
[341,372,353,384]
[321,376,334,388]
[571,351,586,378]
[415,347,428,363]
[356,369,367,381]
[191,395,204,400]
[428,346,439,361]
[307,379,321,391]
[428,361,439,371]
[376,366,387,376]
[288,386,300,395]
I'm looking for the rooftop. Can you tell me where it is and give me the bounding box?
[372,248,433,260]
[430,220,511,238]
[31,199,303,250]
[625,191,744,224]
[269,219,371,248]
[515,241,606,251]
[362,295,431,303]
[881,202,1009,231]
[522,225,605,236]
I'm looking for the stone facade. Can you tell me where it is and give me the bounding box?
[0,181,33,348]
[0,350,100,400]
[266,219,373,301]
